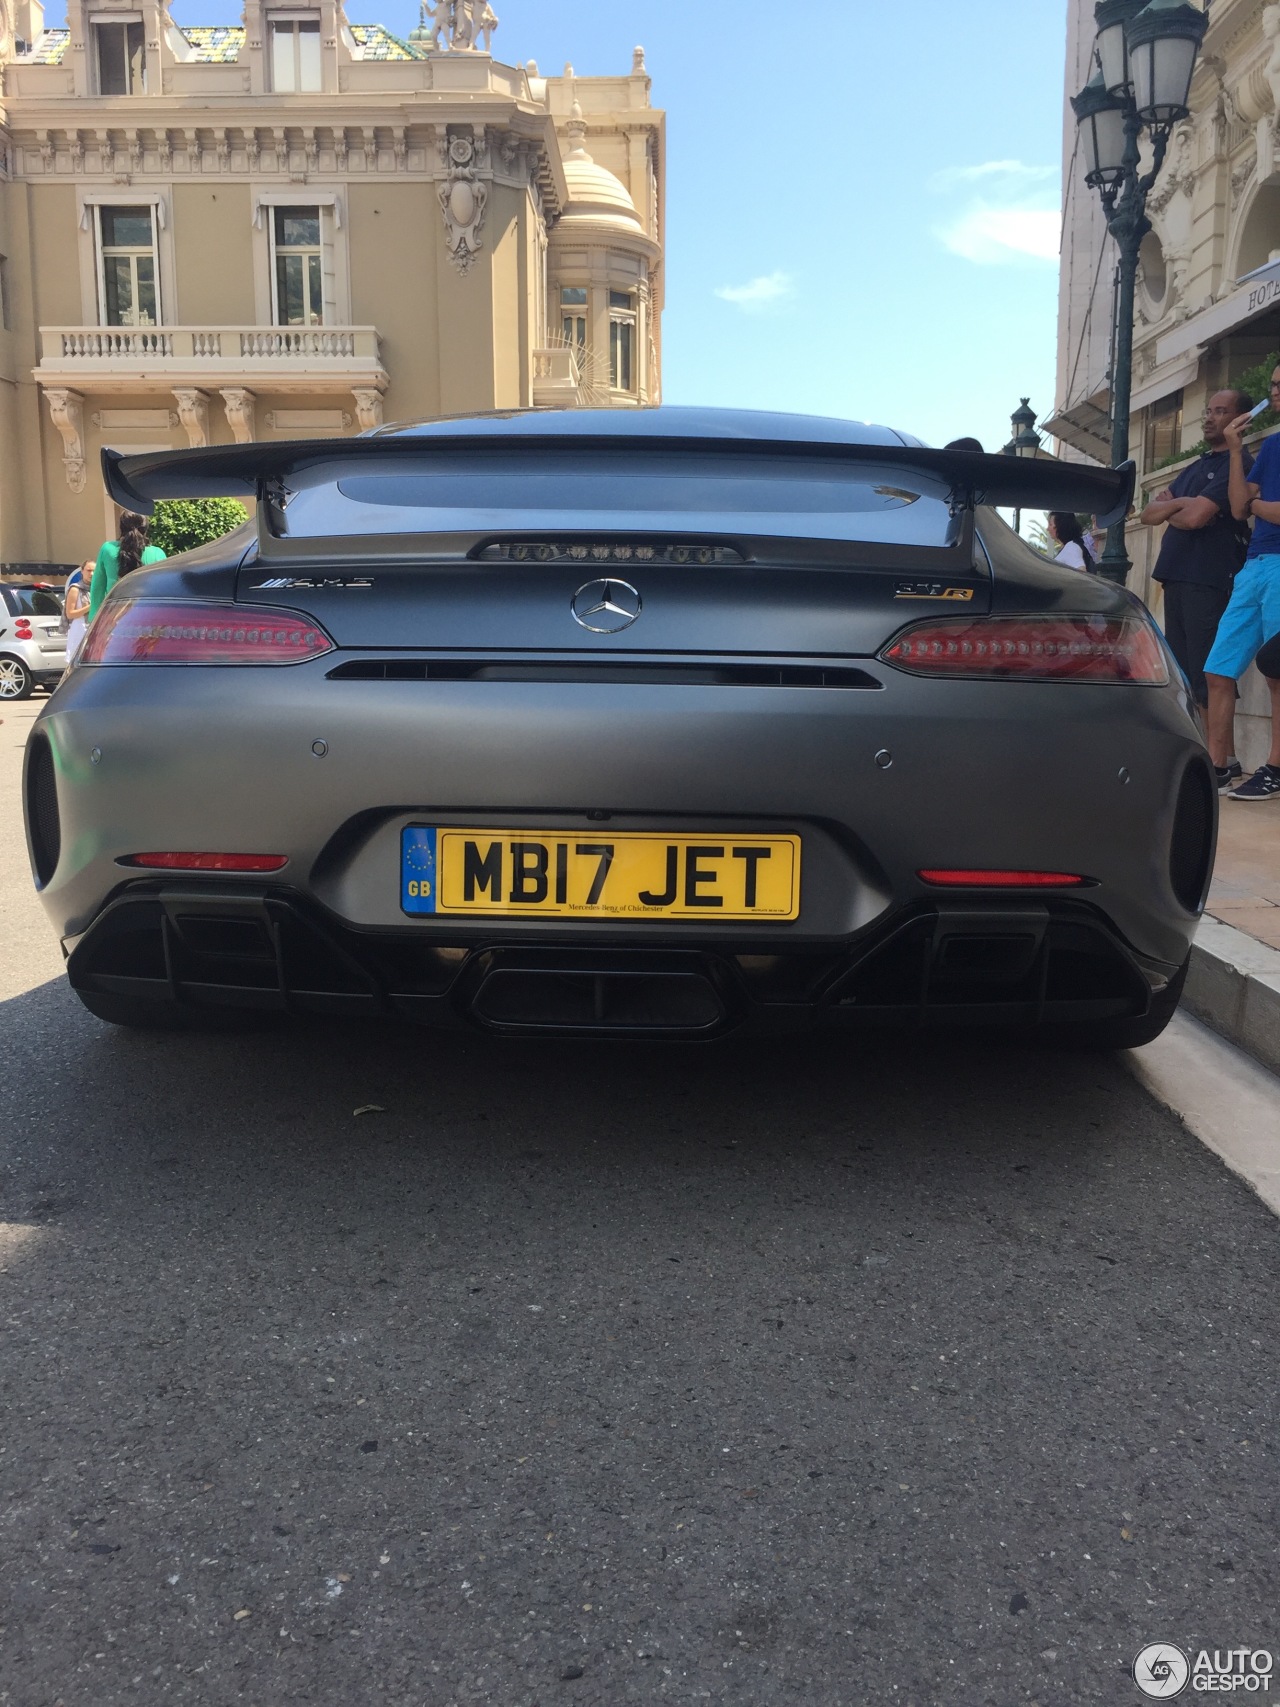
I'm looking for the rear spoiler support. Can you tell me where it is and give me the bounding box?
[101,438,1136,533]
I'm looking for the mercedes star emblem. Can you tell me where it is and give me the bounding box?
[571,578,642,633]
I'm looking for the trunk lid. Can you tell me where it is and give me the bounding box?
[234,556,993,658]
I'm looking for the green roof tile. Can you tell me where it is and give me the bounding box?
[351,23,420,60]
[22,20,424,69]
[28,27,69,64]
[181,25,246,62]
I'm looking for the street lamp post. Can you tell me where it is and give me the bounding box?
[1001,397,1045,536]
[1071,0,1208,586]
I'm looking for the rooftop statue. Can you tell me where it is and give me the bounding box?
[412,0,498,53]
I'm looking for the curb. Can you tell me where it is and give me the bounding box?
[1183,915,1280,1078]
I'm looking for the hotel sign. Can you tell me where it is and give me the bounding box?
[1157,259,1280,366]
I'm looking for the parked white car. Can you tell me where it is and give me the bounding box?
[0,583,67,698]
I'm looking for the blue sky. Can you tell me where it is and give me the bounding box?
[60,0,1071,450]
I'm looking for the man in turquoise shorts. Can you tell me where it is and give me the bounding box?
[1211,379,1280,799]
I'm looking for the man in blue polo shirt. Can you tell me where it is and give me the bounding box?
[1210,374,1280,800]
[1140,388,1253,714]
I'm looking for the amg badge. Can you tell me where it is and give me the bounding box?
[254,576,375,590]
[894,582,975,601]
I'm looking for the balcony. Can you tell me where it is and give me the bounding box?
[35,324,390,489]
[35,323,387,396]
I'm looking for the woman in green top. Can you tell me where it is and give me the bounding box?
[88,511,166,621]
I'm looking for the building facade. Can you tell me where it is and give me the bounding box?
[0,0,664,568]
[1050,0,1274,763]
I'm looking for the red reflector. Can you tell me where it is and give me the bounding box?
[125,853,289,872]
[881,615,1168,684]
[919,869,1086,888]
[79,599,334,666]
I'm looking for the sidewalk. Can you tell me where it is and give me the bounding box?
[1206,802,1280,946]
[1183,801,1280,1077]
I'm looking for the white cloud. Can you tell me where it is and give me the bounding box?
[937,207,1061,264]
[929,160,1060,266]
[930,160,1056,191]
[714,271,796,312]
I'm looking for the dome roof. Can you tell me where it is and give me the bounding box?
[558,102,642,233]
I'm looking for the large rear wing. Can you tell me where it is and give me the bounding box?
[102,435,1136,532]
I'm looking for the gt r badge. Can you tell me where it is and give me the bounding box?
[893,582,975,601]
[571,578,642,633]
[254,577,375,590]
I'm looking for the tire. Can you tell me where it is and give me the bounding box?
[75,987,280,1032]
[0,656,34,700]
[1044,953,1190,1052]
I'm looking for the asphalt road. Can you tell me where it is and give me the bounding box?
[2,699,1278,1707]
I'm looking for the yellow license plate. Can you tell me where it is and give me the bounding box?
[401,828,800,920]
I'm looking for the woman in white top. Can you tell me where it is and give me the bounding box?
[1046,511,1094,572]
[62,560,93,663]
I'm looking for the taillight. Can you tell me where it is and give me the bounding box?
[79,600,334,666]
[15,619,33,639]
[121,853,289,871]
[881,615,1169,684]
[919,869,1087,888]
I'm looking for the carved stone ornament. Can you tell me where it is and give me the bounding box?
[1265,5,1280,118]
[352,388,384,431]
[220,388,256,444]
[45,389,87,492]
[1144,122,1196,323]
[1232,150,1257,207]
[173,388,210,449]
[1147,123,1194,216]
[415,0,498,53]
[438,131,488,274]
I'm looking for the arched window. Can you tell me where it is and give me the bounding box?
[1235,183,1280,282]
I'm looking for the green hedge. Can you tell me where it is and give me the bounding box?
[148,497,249,556]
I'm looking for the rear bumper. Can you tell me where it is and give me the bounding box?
[28,659,1214,1025]
[66,881,1180,1038]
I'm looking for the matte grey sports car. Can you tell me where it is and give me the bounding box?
[24,408,1214,1047]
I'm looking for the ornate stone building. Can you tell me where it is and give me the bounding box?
[0,0,665,567]
[1050,0,1276,762]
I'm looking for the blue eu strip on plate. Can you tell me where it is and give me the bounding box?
[401,826,437,915]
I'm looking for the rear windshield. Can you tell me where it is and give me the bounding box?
[3,586,63,617]
[271,452,957,547]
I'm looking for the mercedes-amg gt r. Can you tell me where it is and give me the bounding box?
[23,409,1214,1047]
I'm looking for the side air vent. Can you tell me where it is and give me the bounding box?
[1169,759,1215,913]
[26,732,60,886]
[474,541,744,566]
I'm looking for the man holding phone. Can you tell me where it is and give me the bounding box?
[1208,370,1280,800]
[1139,388,1254,719]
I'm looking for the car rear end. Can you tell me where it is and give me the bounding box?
[1,585,67,698]
[24,416,1211,1042]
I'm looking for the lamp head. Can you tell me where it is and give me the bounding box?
[1126,0,1208,128]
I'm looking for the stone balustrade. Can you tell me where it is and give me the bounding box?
[44,325,381,365]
